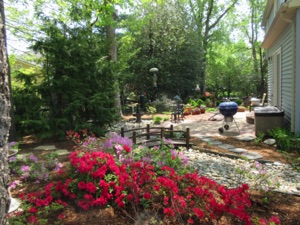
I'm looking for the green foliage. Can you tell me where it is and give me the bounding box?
[278,150,300,171]
[269,128,297,152]
[153,116,163,124]
[12,70,51,137]
[146,105,157,114]
[206,107,218,113]
[235,161,280,195]
[254,132,265,146]
[197,99,204,107]
[204,98,212,107]
[9,8,120,137]
[234,99,243,106]
[150,96,173,113]
[188,98,198,108]
[9,152,61,181]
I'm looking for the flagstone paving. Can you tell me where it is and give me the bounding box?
[34,145,57,150]
[54,149,69,156]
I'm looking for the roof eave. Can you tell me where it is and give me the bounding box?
[261,5,298,48]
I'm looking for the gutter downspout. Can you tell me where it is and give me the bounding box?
[280,5,296,132]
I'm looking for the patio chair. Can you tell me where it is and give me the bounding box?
[171,104,184,123]
[250,93,266,112]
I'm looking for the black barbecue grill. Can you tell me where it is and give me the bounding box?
[218,101,240,134]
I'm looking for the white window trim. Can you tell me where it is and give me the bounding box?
[272,47,282,107]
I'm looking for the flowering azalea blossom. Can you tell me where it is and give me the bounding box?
[29,154,38,163]
[20,165,30,172]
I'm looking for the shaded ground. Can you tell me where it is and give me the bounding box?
[9,115,300,224]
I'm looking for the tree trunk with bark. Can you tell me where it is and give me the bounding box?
[106,9,122,118]
[189,0,238,95]
[0,0,12,223]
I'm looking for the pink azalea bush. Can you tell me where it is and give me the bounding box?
[8,132,281,225]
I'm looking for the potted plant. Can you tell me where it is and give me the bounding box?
[238,106,246,112]
[183,104,192,115]
[200,105,206,113]
[192,107,201,115]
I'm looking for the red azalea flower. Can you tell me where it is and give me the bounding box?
[123,145,131,153]
[86,182,97,193]
[258,219,268,225]
[117,201,125,208]
[77,200,90,210]
[58,214,64,219]
[143,193,151,200]
[69,193,76,199]
[55,199,67,207]
[18,193,25,200]
[77,181,86,190]
[127,194,133,201]
[269,216,281,225]
[84,194,93,201]
[29,207,38,213]
[93,196,108,206]
[193,208,204,219]
[27,215,38,224]
[163,207,175,217]
[188,218,194,224]
[163,196,169,205]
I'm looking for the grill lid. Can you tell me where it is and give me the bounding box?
[218,101,238,117]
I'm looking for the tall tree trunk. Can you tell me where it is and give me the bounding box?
[189,0,237,95]
[0,0,11,223]
[259,47,267,95]
[8,59,17,142]
[106,5,122,117]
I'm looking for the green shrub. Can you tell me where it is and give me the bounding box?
[197,99,204,107]
[234,99,243,106]
[204,99,212,107]
[153,116,163,124]
[151,95,173,112]
[146,105,157,114]
[188,99,198,107]
[269,127,300,152]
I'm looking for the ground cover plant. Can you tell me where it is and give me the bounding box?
[7,132,299,225]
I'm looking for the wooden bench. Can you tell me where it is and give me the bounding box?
[120,124,192,148]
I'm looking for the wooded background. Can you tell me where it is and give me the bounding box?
[3,0,266,139]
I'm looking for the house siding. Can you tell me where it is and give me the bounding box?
[267,6,275,32]
[295,10,300,135]
[267,24,293,128]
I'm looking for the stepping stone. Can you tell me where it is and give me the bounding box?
[264,139,276,145]
[34,145,57,151]
[218,144,235,150]
[241,152,263,160]
[228,148,248,154]
[192,134,203,138]
[208,141,223,146]
[200,138,214,142]
[9,197,21,213]
[54,149,69,156]
[236,136,256,142]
